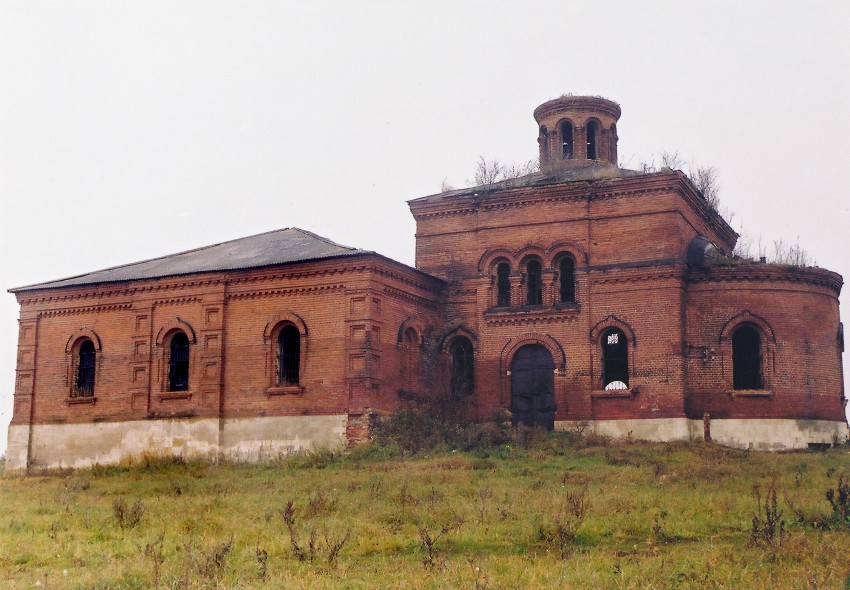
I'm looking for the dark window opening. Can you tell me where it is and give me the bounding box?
[539,126,548,151]
[601,328,628,388]
[402,327,419,391]
[559,256,576,303]
[496,262,511,307]
[586,120,599,160]
[450,337,474,396]
[526,260,542,305]
[75,339,96,397]
[277,325,301,386]
[732,325,762,389]
[560,121,573,158]
[168,332,190,391]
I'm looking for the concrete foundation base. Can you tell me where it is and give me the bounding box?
[4,414,347,475]
[555,417,849,451]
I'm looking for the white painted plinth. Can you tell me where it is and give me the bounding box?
[4,414,348,475]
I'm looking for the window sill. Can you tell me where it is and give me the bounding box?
[67,396,97,406]
[591,388,637,399]
[266,385,304,397]
[159,391,192,401]
[730,389,773,398]
[553,301,580,310]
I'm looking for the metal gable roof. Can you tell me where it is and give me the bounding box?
[10,227,370,292]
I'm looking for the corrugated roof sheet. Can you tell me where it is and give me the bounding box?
[10,227,369,292]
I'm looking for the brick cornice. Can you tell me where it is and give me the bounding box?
[687,265,843,294]
[226,284,346,301]
[37,303,133,318]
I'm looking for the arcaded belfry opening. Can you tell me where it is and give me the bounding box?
[559,120,574,158]
[533,95,621,170]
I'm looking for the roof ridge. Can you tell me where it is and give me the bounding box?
[292,228,360,251]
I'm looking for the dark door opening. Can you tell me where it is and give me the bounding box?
[510,344,556,430]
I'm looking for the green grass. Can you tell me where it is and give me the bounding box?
[1,436,849,589]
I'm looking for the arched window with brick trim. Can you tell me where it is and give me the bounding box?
[558,254,576,303]
[450,337,475,397]
[277,324,301,386]
[74,339,96,397]
[526,259,543,305]
[586,119,600,160]
[601,328,629,389]
[732,324,762,390]
[496,262,511,307]
[168,331,190,392]
[560,120,574,158]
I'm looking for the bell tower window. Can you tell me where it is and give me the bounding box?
[586,120,599,160]
[560,121,574,158]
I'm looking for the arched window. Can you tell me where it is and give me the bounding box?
[560,120,574,158]
[496,262,511,307]
[601,328,628,389]
[168,331,190,392]
[586,120,599,160]
[559,255,576,303]
[277,324,301,386]
[75,339,96,397]
[401,327,419,391]
[526,259,542,305]
[450,337,474,396]
[539,126,549,152]
[732,325,762,389]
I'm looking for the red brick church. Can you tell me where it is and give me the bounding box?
[6,96,847,473]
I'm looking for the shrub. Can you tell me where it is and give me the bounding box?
[371,399,511,455]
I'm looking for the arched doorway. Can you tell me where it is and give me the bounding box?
[510,344,556,429]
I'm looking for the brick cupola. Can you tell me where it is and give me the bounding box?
[533,95,621,171]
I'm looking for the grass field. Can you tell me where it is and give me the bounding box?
[1,431,849,589]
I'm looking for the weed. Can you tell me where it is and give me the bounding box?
[280,499,351,565]
[750,478,786,549]
[255,547,268,580]
[418,515,465,570]
[650,509,671,545]
[143,533,165,588]
[427,486,445,510]
[826,472,850,526]
[537,484,589,559]
[113,497,145,529]
[181,535,234,582]
[306,488,337,518]
[476,486,493,523]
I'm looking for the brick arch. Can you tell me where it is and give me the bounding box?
[65,327,102,353]
[590,314,636,346]
[719,311,776,345]
[155,318,197,346]
[438,325,478,353]
[516,246,547,268]
[478,248,516,272]
[500,333,566,373]
[263,310,309,341]
[547,242,587,266]
[397,317,425,347]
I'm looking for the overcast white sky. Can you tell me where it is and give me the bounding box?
[1,1,848,454]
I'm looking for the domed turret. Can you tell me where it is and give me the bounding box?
[533,95,621,171]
